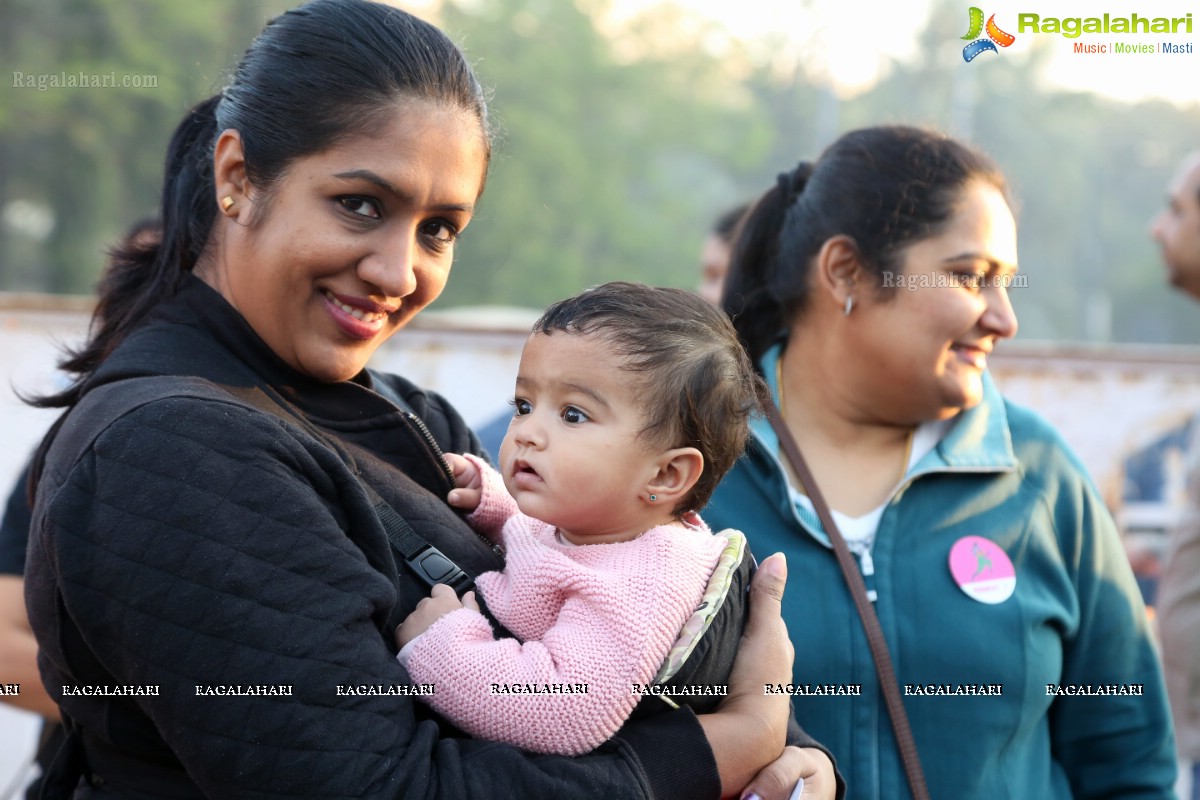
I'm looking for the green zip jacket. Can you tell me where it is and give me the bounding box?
[704,346,1175,800]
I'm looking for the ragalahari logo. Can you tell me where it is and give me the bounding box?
[962,7,1016,61]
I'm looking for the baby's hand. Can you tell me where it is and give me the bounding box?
[395,585,480,649]
[445,452,483,511]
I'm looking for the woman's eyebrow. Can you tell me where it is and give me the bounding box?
[333,169,474,213]
[941,252,1017,273]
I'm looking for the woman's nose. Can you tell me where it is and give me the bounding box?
[981,283,1019,340]
[359,230,418,299]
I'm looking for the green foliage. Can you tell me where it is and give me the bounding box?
[437,0,771,307]
[0,0,264,292]
[1,0,1198,344]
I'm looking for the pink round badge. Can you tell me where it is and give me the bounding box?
[948,536,1015,604]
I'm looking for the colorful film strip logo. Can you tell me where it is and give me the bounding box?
[962,7,1016,61]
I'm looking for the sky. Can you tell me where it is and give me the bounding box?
[607,0,1200,106]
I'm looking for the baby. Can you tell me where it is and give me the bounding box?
[395,281,764,755]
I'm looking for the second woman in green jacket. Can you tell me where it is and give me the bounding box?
[705,124,1175,799]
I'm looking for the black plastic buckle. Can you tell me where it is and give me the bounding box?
[407,546,475,596]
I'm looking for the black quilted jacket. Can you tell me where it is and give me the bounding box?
[24,276,725,799]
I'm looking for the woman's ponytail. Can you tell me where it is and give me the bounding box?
[722,126,1012,372]
[31,95,221,409]
[722,162,814,369]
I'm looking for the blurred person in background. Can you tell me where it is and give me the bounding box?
[698,202,751,306]
[705,124,1175,799]
[1153,150,1200,800]
[0,217,158,798]
[0,461,60,799]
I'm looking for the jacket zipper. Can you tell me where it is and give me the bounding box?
[402,411,456,489]
[402,410,505,559]
[858,548,878,603]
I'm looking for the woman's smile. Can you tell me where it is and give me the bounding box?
[197,100,486,383]
[949,341,992,370]
[321,288,395,340]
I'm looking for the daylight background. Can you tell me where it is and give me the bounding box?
[2,0,1200,342]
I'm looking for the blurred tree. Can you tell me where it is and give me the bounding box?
[0,0,265,292]
[438,0,774,307]
[2,0,1200,347]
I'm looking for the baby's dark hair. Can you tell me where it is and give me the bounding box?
[533,281,767,515]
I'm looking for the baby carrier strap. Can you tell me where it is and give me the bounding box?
[46,376,474,599]
[34,379,479,797]
[634,531,751,717]
[655,531,747,685]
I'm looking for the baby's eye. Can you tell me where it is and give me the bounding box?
[562,406,589,424]
[513,398,532,416]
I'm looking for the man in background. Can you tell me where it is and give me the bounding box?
[1152,151,1200,800]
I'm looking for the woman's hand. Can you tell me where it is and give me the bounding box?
[741,746,838,800]
[698,552,794,798]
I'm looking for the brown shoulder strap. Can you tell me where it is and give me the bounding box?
[764,401,931,800]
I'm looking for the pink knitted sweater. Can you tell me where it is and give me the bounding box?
[399,455,727,755]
